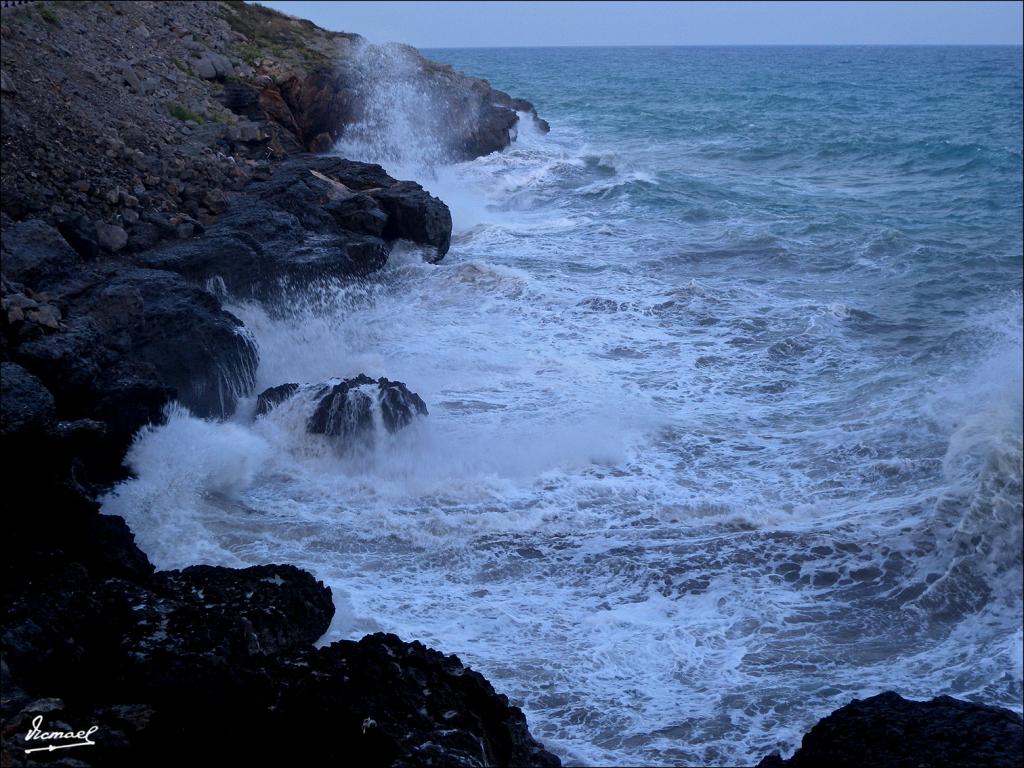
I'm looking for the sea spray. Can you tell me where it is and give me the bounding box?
[334,41,455,178]
[101,404,270,569]
[103,46,1023,766]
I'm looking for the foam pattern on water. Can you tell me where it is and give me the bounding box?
[104,47,1023,766]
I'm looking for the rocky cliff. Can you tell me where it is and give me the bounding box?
[1,2,559,765]
[0,0,546,250]
[1,3,1021,768]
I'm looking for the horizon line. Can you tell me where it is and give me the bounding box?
[419,42,1024,50]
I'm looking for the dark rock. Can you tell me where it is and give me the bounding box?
[0,219,81,289]
[307,373,376,441]
[140,209,176,236]
[0,362,56,435]
[307,374,427,441]
[57,215,99,260]
[218,81,262,120]
[10,256,256,437]
[323,192,388,238]
[137,156,450,299]
[270,633,562,768]
[108,268,257,419]
[255,382,299,416]
[148,564,335,657]
[757,691,1024,768]
[201,187,229,214]
[378,377,429,432]
[375,181,452,260]
[127,221,164,252]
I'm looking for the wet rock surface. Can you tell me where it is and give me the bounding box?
[758,691,1024,768]
[257,374,428,445]
[2,4,557,765]
[255,381,300,416]
[137,156,451,299]
[3,219,257,433]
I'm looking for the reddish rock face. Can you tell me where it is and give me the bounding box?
[253,55,543,159]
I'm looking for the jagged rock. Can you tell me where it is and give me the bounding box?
[1,603,559,767]
[149,564,335,657]
[378,377,429,432]
[255,382,298,416]
[6,223,257,432]
[111,268,257,418]
[307,374,376,440]
[510,96,551,133]
[257,375,427,441]
[307,374,427,440]
[757,691,1024,768]
[137,156,450,298]
[375,180,452,261]
[272,633,562,768]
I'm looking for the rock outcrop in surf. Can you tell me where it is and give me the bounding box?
[257,375,428,447]
[1,2,558,765]
[757,691,1024,768]
[137,155,451,300]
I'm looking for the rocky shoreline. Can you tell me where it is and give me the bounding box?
[1,2,1021,766]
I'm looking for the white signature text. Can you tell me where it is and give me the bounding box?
[24,715,98,754]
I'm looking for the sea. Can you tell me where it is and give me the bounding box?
[103,45,1023,766]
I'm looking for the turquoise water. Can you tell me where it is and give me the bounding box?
[108,46,1023,765]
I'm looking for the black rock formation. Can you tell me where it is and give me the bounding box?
[136,156,452,300]
[2,220,257,471]
[757,691,1024,768]
[256,374,428,444]
[255,382,300,416]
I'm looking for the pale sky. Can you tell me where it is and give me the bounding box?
[254,1,1024,48]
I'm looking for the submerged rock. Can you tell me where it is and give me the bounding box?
[757,691,1024,768]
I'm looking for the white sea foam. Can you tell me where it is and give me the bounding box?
[101,404,270,569]
[102,49,1023,768]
